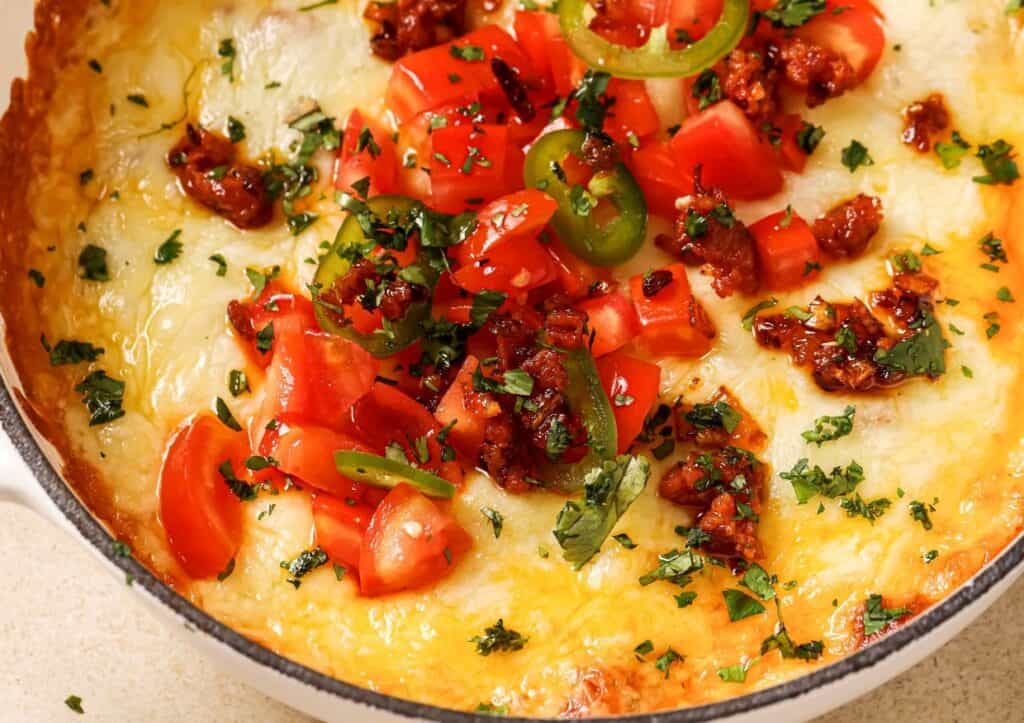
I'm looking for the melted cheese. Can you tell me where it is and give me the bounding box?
[15,0,1024,716]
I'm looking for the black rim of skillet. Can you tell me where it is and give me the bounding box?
[2,376,1022,723]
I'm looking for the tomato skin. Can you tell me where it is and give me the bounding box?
[576,293,641,358]
[313,494,375,571]
[796,0,885,84]
[334,110,399,197]
[628,139,694,217]
[386,26,535,123]
[271,423,375,500]
[596,352,662,454]
[629,264,716,357]
[749,210,822,290]
[159,415,248,579]
[433,356,502,456]
[773,113,810,173]
[668,101,784,201]
[430,124,511,213]
[667,0,724,44]
[257,309,379,443]
[451,190,559,295]
[359,484,471,596]
[351,382,464,485]
[604,79,661,143]
[545,236,613,299]
[513,11,561,88]
[456,190,558,263]
[453,238,558,295]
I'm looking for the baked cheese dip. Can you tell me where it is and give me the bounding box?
[2,0,1024,716]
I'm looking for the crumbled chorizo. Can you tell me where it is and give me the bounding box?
[364,0,467,61]
[477,299,592,489]
[777,36,857,107]
[580,132,620,172]
[674,387,767,452]
[657,182,758,297]
[852,595,928,649]
[227,299,256,340]
[168,125,273,229]
[753,297,901,392]
[544,305,588,350]
[659,445,764,560]
[319,257,426,324]
[480,416,535,493]
[720,48,779,124]
[902,94,950,153]
[812,194,884,259]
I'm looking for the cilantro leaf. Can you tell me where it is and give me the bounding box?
[801,406,855,446]
[471,619,528,655]
[553,455,650,569]
[723,589,767,621]
[862,594,910,636]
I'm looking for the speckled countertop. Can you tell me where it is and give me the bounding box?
[1,502,1018,723]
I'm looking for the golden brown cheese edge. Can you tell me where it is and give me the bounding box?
[3,0,1024,717]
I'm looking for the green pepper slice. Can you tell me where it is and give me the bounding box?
[334,450,457,499]
[524,129,647,267]
[313,195,437,358]
[539,346,618,493]
[558,0,750,80]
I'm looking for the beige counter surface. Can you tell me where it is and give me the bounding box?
[0,501,1018,722]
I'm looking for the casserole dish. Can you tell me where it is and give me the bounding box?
[2,0,1023,721]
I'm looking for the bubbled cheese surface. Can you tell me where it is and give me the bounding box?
[16,0,1024,715]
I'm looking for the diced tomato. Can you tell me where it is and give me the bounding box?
[546,236,612,299]
[350,382,464,485]
[668,101,784,201]
[604,79,661,143]
[434,356,502,456]
[667,0,724,45]
[386,26,535,123]
[270,423,376,500]
[513,11,560,87]
[596,352,662,454]
[576,293,641,358]
[456,189,559,263]
[515,10,586,96]
[773,113,811,174]
[313,494,375,571]
[334,110,399,198]
[628,139,695,217]
[796,0,885,84]
[430,123,511,213]
[453,238,558,295]
[255,300,379,444]
[749,210,822,290]
[629,264,716,357]
[359,483,471,596]
[159,414,249,579]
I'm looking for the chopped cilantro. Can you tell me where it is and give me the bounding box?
[723,589,766,621]
[74,370,125,425]
[873,314,947,377]
[801,406,855,446]
[654,648,684,679]
[840,494,891,523]
[209,254,228,276]
[862,594,910,636]
[215,396,243,431]
[480,507,504,539]
[763,0,827,27]
[741,298,779,331]
[973,140,1019,185]
[78,244,110,281]
[553,456,650,568]
[49,340,104,366]
[796,121,825,154]
[935,130,970,169]
[841,139,874,173]
[684,401,742,434]
[780,458,864,503]
[471,619,528,655]
[154,229,183,265]
[909,499,935,530]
